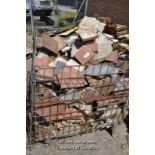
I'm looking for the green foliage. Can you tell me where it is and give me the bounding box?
[52,0,58,5]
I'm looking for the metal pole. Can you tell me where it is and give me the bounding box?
[73,0,86,23]
[29,0,36,75]
[84,0,88,16]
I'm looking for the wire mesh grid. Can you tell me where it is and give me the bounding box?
[27,61,129,142]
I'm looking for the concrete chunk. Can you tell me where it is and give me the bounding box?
[90,33,113,64]
[79,16,105,32]
[77,29,98,42]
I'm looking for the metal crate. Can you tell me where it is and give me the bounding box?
[26,0,129,143]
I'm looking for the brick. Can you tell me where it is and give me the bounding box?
[74,45,94,65]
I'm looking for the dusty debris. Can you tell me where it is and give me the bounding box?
[104,23,128,38]
[98,16,112,25]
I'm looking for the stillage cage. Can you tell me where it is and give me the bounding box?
[26,0,129,144]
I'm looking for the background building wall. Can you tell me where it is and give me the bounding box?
[87,0,129,25]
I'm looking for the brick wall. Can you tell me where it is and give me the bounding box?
[87,0,129,25]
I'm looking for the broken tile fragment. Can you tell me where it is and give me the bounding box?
[74,45,94,65]
[81,87,101,103]
[56,66,86,89]
[59,89,81,101]
[35,57,51,68]
[34,90,84,122]
[84,41,98,53]
[66,59,85,72]
[48,56,67,67]
[84,63,120,77]
[95,77,116,95]
[36,68,54,79]
[41,33,66,55]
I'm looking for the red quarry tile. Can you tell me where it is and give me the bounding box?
[74,45,94,65]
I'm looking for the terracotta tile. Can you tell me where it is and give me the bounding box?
[84,41,98,53]
[35,101,83,122]
[74,45,94,65]
[36,68,54,79]
[35,57,50,68]
[56,66,86,89]
[41,33,66,55]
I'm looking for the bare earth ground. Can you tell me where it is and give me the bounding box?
[26,123,128,155]
[26,34,129,155]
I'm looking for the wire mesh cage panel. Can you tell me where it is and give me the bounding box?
[27,61,129,142]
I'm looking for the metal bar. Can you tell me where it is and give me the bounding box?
[84,0,88,16]
[73,0,86,23]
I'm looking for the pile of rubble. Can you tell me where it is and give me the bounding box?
[32,16,129,141]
